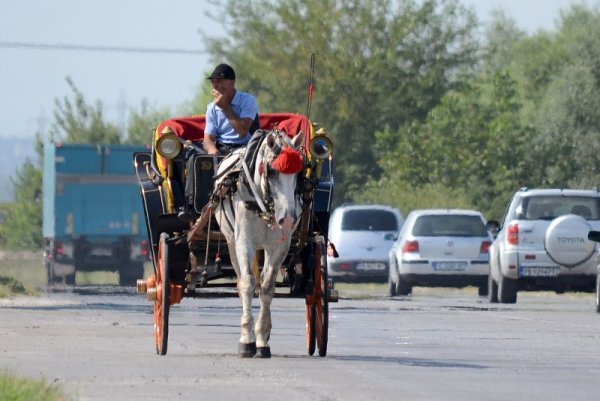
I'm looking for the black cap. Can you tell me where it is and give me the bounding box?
[207,63,235,80]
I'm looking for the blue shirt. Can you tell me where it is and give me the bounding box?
[205,90,259,145]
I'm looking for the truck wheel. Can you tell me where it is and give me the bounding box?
[46,262,60,286]
[498,275,518,304]
[120,262,145,287]
[65,272,76,286]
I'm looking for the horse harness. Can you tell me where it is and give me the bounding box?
[214,129,304,229]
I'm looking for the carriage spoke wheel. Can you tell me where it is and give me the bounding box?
[154,233,170,355]
[306,241,329,357]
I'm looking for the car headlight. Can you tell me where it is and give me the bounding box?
[156,133,182,159]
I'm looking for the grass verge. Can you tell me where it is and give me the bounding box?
[0,371,71,401]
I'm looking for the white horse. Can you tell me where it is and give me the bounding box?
[214,130,305,358]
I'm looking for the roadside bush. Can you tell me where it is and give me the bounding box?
[0,276,31,298]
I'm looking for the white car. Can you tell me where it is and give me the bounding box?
[388,209,492,296]
[327,204,403,282]
[488,188,600,304]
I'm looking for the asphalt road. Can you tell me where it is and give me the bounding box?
[1,287,599,401]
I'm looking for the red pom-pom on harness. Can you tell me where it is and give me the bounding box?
[271,147,304,174]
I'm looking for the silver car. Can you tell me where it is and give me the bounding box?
[327,204,403,282]
[488,188,600,304]
[388,209,492,296]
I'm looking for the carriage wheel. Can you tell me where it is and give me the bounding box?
[306,240,329,357]
[154,233,170,355]
[306,300,316,356]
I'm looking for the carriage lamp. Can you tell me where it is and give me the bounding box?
[308,128,333,160]
[156,132,182,159]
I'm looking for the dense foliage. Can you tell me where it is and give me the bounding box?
[0,160,43,250]
[203,0,479,203]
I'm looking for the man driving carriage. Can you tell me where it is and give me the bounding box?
[203,63,260,155]
[133,61,336,356]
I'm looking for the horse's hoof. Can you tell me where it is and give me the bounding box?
[256,346,271,358]
[238,342,257,358]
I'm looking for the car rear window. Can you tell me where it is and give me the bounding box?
[518,196,600,220]
[412,215,487,237]
[341,209,398,231]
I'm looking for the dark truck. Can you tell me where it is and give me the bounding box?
[43,144,148,286]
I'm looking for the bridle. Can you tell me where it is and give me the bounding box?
[241,130,304,226]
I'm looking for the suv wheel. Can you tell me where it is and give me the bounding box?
[498,275,518,304]
[487,273,498,303]
[596,274,600,313]
[388,274,397,297]
[545,214,594,267]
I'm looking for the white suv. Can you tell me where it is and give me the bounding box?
[488,188,600,304]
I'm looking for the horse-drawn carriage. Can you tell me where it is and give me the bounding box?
[133,112,337,357]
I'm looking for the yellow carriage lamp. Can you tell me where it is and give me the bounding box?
[309,127,333,160]
[155,126,182,159]
[308,127,333,178]
[154,126,183,213]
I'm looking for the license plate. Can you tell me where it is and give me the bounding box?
[519,267,559,277]
[91,248,112,256]
[432,262,467,271]
[355,262,386,271]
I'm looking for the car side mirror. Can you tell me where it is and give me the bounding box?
[486,220,500,238]
[588,230,600,242]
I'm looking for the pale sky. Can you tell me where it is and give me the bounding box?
[0,0,589,140]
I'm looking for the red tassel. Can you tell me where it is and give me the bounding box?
[271,147,303,174]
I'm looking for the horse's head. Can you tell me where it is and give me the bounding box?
[255,130,305,231]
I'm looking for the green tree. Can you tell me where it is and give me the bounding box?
[366,70,530,219]
[532,64,600,188]
[202,0,479,203]
[126,100,172,145]
[48,77,121,144]
[522,5,600,189]
[0,160,43,250]
[355,180,472,216]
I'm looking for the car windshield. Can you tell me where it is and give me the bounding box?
[412,215,487,237]
[517,196,600,221]
[341,209,398,231]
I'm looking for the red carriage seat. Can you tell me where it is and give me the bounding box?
[154,113,312,144]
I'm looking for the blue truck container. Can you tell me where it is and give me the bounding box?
[42,143,148,286]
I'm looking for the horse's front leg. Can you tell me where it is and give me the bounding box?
[235,232,258,358]
[237,273,256,357]
[255,267,276,358]
[255,245,289,358]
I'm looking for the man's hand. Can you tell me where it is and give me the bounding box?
[203,135,219,155]
[212,89,229,110]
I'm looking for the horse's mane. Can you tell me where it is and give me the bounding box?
[244,129,274,175]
